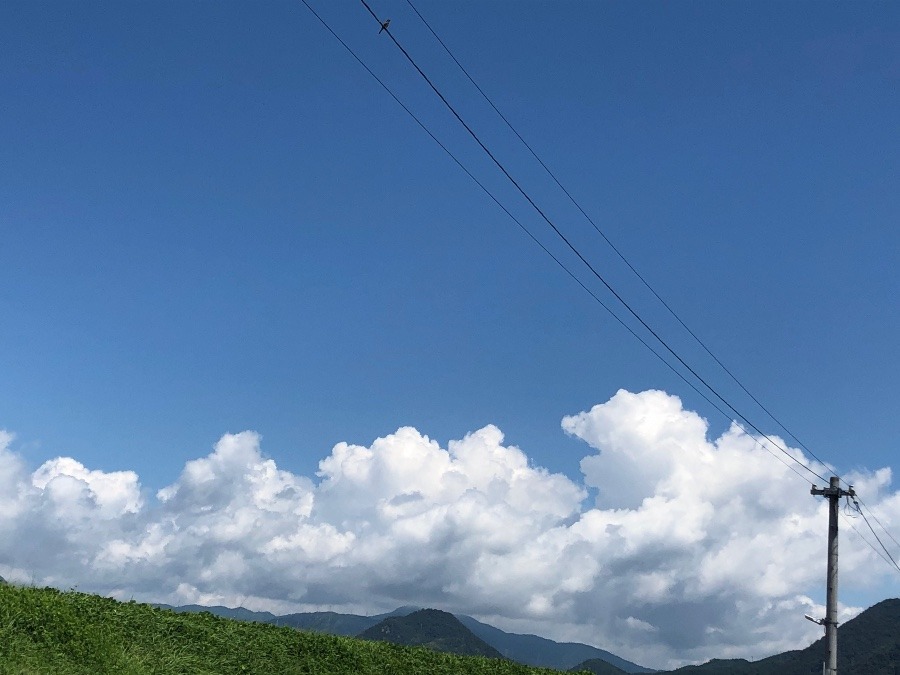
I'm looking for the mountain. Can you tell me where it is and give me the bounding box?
[457,614,655,673]
[160,603,279,624]
[147,597,900,674]
[157,603,414,636]
[358,608,504,659]
[271,606,416,635]
[653,598,900,675]
[165,602,653,672]
[275,609,379,635]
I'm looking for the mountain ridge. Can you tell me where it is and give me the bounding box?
[456,613,654,673]
[162,597,900,674]
[160,602,652,672]
[611,597,900,675]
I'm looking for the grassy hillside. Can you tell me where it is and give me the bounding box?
[569,658,629,674]
[0,584,577,675]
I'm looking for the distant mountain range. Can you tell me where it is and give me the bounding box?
[455,613,653,673]
[159,602,653,672]
[648,598,900,675]
[161,598,900,674]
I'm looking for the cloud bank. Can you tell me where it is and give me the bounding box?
[1,391,897,668]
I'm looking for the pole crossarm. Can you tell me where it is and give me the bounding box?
[810,483,855,500]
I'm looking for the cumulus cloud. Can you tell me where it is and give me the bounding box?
[0,390,897,669]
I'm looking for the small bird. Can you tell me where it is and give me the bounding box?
[379,19,391,34]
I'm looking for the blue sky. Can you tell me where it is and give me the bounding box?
[1,1,899,666]
[3,0,898,488]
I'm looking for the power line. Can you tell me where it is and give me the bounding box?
[296,0,818,486]
[401,0,840,480]
[854,497,900,573]
[855,495,900,551]
[303,0,900,585]
[325,0,900,588]
[359,0,827,485]
[841,489,900,577]
[838,513,890,567]
[856,502,900,574]
[843,517,900,574]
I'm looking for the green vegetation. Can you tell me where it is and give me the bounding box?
[0,583,578,675]
[569,658,628,674]
[4,582,896,675]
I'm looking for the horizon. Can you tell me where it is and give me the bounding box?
[12,588,900,672]
[1,390,896,669]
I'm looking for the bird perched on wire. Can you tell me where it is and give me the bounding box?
[379,19,390,34]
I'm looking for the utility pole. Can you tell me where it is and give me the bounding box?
[810,476,855,675]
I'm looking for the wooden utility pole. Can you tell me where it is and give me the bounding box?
[810,476,855,675]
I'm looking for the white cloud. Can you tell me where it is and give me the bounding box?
[33,457,142,518]
[0,390,897,669]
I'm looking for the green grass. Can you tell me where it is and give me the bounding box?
[0,584,576,674]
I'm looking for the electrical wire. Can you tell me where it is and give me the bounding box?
[856,495,900,551]
[296,0,814,485]
[855,501,900,574]
[301,0,900,584]
[359,0,827,485]
[400,0,839,481]
[853,496,900,574]
[840,512,897,571]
